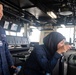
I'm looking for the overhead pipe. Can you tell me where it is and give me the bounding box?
[4,9,30,23]
[0,0,33,17]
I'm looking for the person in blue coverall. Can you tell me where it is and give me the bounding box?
[0,3,16,75]
[24,32,71,75]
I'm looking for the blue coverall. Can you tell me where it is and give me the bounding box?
[25,45,61,75]
[0,26,14,75]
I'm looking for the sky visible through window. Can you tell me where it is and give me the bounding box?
[5,27,24,36]
[57,28,74,43]
[29,28,41,42]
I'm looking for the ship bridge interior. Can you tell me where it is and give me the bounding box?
[1,0,76,27]
[0,0,76,75]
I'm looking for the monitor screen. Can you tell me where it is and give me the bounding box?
[3,21,9,29]
[11,23,18,31]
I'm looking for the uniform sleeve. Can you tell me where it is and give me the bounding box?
[35,48,61,73]
[5,43,14,66]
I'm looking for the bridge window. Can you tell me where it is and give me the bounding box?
[17,27,24,36]
[29,28,41,42]
[5,30,16,36]
[5,31,9,35]
[57,27,74,43]
[5,27,24,36]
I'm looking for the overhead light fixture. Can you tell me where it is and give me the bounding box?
[22,9,25,11]
[59,11,73,16]
[61,24,65,28]
[30,26,36,29]
[21,15,24,17]
[67,22,73,24]
[47,11,57,19]
[21,13,25,17]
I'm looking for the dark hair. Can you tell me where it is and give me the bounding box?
[43,32,65,56]
[0,2,3,5]
[0,2,4,7]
